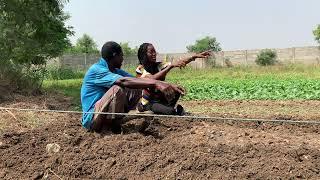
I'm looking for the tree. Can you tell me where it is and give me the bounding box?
[255,49,277,66]
[120,42,138,56]
[0,0,73,65]
[66,34,99,53]
[313,25,320,45]
[0,0,73,92]
[187,36,222,53]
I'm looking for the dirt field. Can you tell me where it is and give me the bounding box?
[1,94,320,179]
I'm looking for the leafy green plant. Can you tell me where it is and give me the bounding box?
[120,42,138,56]
[187,36,222,53]
[178,79,320,100]
[0,0,73,93]
[255,49,277,66]
[46,67,85,80]
[167,65,320,100]
[65,34,99,54]
[313,24,320,45]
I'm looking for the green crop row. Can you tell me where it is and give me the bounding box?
[175,79,320,100]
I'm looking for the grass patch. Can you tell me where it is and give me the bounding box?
[167,65,320,81]
[43,79,82,110]
[45,67,85,80]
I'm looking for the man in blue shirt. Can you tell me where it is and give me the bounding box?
[81,41,184,133]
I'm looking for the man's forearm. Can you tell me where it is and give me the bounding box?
[115,77,184,97]
[182,55,196,64]
[144,65,173,80]
[115,77,157,89]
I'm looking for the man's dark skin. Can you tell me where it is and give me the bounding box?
[107,51,185,101]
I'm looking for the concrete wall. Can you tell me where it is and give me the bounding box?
[213,46,320,67]
[52,46,320,70]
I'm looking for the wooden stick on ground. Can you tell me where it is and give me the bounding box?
[48,168,63,180]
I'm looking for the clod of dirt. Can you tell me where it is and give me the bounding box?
[0,170,6,178]
[0,141,8,149]
[46,143,60,154]
[32,171,44,180]
[121,118,150,134]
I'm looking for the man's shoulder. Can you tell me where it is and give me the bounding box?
[83,63,107,81]
[88,62,109,73]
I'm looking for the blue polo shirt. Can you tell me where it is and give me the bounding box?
[80,58,133,129]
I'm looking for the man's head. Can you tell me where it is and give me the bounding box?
[101,41,123,69]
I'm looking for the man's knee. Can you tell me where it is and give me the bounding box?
[109,85,125,95]
[108,86,129,102]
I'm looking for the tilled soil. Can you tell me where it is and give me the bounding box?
[181,100,320,121]
[1,96,320,179]
[1,116,320,179]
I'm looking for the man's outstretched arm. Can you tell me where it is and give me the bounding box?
[115,77,185,98]
[143,50,212,80]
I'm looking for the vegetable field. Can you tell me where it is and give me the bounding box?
[167,66,320,100]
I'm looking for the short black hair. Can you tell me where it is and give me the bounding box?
[101,41,122,60]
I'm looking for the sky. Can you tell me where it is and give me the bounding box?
[64,0,320,53]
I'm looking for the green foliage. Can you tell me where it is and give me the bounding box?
[167,66,320,100]
[0,60,47,95]
[120,42,138,56]
[0,0,73,64]
[45,67,85,80]
[255,49,277,66]
[43,79,82,110]
[0,0,72,93]
[177,79,320,100]
[66,34,99,54]
[313,25,320,44]
[44,65,320,108]
[187,36,222,53]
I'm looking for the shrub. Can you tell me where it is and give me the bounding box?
[46,67,85,80]
[224,57,233,67]
[0,61,44,96]
[255,49,277,66]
